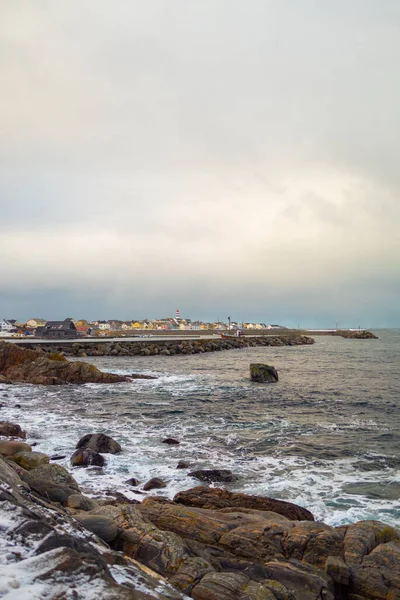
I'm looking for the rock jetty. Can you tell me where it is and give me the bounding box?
[0,341,129,385]
[32,334,315,359]
[333,330,379,339]
[1,421,399,599]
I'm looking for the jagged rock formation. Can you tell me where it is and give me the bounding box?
[0,341,129,385]
[0,450,399,599]
[250,363,279,383]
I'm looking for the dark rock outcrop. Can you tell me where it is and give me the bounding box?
[0,440,32,456]
[188,469,238,483]
[71,447,106,467]
[143,477,167,491]
[162,438,180,445]
[174,486,314,521]
[76,432,122,454]
[0,420,26,438]
[0,341,129,385]
[11,450,50,470]
[250,363,279,383]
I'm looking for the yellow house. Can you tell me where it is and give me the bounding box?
[131,322,142,329]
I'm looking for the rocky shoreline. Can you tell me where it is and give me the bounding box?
[30,335,315,359]
[0,421,399,599]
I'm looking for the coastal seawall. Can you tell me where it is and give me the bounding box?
[20,335,315,358]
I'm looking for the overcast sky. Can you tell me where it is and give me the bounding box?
[1,1,400,327]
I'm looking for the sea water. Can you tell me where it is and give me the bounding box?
[1,330,399,527]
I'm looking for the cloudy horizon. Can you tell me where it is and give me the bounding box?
[2,1,400,328]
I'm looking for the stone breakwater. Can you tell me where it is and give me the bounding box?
[35,335,315,358]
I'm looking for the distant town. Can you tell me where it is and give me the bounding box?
[0,312,287,339]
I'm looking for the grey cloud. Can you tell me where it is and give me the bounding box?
[1,1,400,325]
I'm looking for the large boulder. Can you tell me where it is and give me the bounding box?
[0,440,32,456]
[0,341,129,385]
[250,363,278,383]
[29,463,80,491]
[174,486,314,521]
[76,433,121,454]
[70,447,106,467]
[11,450,50,470]
[0,421,26,438]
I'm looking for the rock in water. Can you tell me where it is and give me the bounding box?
[0,341,129,385]
[76,433,121,454]
[0,421,26,438]
[143,477,167,491]
[70,447,106,467]
[250,363,278,383]
[188,469,238,483]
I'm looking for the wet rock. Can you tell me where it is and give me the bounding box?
[162,438,180,445]
[143,477,167,491]
[76,432,122,454]
[0,421,26,438]
[188,469,238,483]
[0,341,129,385]
[130,373,158,379]
[65,493,98,511]
[176,460,191,469]
[125,477,140,486]
[21,472,76,504]
[49,454,67,461]
[76,514,118,542]
[250,363,278,383]
[264,559,335,600]
[325,555,350,586]
[70,447,106,467]
[11,450,49,470]
[191,572,251,600]
[174,486,314,521]
[0,440,32,457]
[30,462,80,491]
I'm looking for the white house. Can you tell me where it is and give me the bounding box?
[98,321,111,331]
[0,319,13,332]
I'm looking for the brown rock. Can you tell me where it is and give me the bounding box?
[192,572,251,600]
[143,477,167,491]
[174,486,314,521]
[70,447,106,467]
[65,494,98,511]
[76,433,121,454]
[0,440,32,456]
[0,341,129,385]
[250,364,278,383]
[11,450,49,470]
[189,469,238,483]
[0,421,26,438]
[75,514,118,542]
[30,463,80,491]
